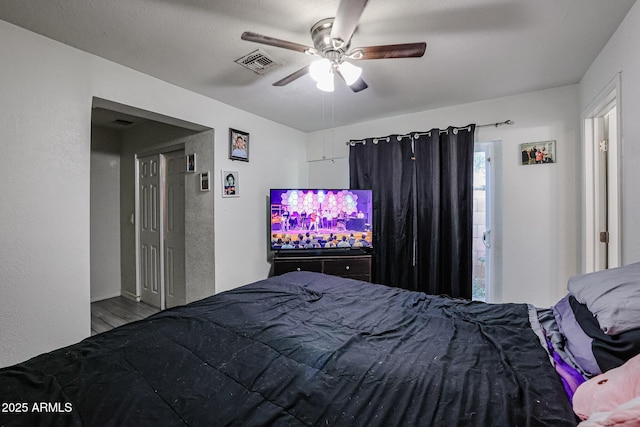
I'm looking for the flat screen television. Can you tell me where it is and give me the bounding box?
[269,189,373,253]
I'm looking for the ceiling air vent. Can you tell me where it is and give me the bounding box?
[235,49,279,75]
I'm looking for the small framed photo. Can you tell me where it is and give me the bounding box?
[186,153,196,172]
[222,170,239,198]
[229,128,249,162]
[520,140,556,165]
[200,171,210,192]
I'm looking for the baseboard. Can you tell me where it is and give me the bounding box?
[90,290,122,303]
[121,290,141,303]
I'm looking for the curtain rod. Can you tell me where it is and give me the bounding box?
[345,120,513,146]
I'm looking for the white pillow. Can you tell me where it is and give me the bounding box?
[568,262,640,335]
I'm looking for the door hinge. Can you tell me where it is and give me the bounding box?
[600,231,609,243]
[599,139,608,152]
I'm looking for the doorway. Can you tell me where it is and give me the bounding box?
[583,75,621,272]
[90,98,214,321]
[473,143,494,301]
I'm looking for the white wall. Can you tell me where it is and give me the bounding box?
[90,126,122,302]
[579,1,640,265]
[307,85,580,308]
[0,20,307,367]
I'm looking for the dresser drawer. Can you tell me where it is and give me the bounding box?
[273,254,372,282]
[273,259,323,275]
[323,258,371,276]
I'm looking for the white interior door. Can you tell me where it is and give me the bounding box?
[606,106,620,268]
[138,155,163,308]
[594,105,620,271]
[596,114,610,271]
[163,151,186,308]
[584,78,620,273]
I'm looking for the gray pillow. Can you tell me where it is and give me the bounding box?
[568,262,640,335]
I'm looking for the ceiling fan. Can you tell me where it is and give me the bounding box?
[241,0,426,93]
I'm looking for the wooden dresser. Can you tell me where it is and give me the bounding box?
[273,253,372,282]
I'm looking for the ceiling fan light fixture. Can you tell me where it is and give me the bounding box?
[242,0,427,93]
[338,61,362,86]
[316,72,335,92]
[309,58,331,82]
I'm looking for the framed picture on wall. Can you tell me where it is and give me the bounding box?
[222,170,239,197]
[520,140,556,165]
[229,128,249,162]
[200,171,210,192]
[186,153,196,172]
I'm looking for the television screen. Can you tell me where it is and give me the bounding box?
[269,189,373,251]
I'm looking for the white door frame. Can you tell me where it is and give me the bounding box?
[582,73,622,272]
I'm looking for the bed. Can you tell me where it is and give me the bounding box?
[0,270,596,426]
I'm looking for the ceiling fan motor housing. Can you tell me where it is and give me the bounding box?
[311,18,351,61]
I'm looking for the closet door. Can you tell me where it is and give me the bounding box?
[163,151,186,308]
[138,155,163,309]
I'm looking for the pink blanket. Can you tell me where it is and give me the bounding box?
[574,354,640,425]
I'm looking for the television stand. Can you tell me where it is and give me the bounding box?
[273,252,372,282]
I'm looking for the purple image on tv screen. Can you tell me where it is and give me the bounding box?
[269,189,373,251]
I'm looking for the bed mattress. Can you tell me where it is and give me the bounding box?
[0,272,577,426]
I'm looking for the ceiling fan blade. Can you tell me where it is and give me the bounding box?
[336,70,368,92]
[241,32,317,55]
[273,65,310,86]
[353,42,427,60]
[330,0,369,45]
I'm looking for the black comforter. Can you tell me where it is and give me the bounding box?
[0,272,576,426]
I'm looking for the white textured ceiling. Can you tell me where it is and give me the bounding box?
[0,0,635,131]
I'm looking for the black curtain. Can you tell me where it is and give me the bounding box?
[349,135,415,286]
[349,125,475,298]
